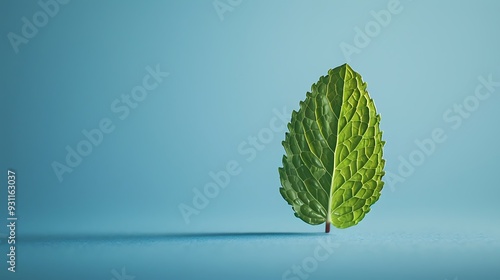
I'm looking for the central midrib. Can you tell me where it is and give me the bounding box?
[326,65,348,225]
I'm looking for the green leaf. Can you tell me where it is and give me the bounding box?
[279,64,385,232]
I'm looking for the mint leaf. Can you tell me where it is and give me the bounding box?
[279,64,385,232]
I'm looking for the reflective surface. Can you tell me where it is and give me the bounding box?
[2,231,498,280]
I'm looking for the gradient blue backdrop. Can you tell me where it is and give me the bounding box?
[1,1,500,279]
[1,0,500,236]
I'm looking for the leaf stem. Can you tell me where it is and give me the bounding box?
[325,221,331,233]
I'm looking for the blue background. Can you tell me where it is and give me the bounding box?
[1,0,499,279]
